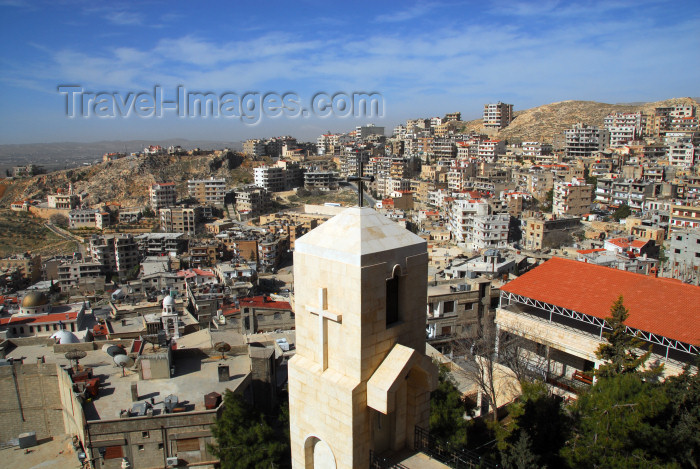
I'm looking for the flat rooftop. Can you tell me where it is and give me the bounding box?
[3,341,251,422]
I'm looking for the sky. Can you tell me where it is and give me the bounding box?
[0,0,698,145]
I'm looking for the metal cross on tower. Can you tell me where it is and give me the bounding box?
[346,160,374,207]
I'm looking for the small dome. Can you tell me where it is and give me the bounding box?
[162,295,175,307]
[50,330,79,344]
[21,291,49,308]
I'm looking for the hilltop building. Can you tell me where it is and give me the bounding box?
[483,102,514,129]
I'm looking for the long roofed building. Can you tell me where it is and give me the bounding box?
[496,257,699,389]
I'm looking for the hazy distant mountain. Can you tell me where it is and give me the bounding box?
[0,139,243,170]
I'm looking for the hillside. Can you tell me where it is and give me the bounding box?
[456,97,700,143]
[0,152,258,208]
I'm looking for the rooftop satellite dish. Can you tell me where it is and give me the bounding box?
[213,342,231,361]
[105,345,127,357]
[113,354,135,376]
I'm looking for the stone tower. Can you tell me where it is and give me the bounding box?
[288,207,437,468]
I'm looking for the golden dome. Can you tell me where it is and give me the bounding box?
[21,291,49,308]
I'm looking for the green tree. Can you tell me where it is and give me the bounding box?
[430,364,470,448]
[563,373,671,468]
[595,296,653,379]
[613,204,632,221]
[209,390,288,469]
[651,365,700,468]
[497,380,569,469]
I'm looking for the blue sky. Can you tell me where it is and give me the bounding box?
[0,0,698,144]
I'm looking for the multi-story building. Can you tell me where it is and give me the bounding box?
[69,209,110,229]
[448,198,509,250]
[522,216,581,250]
[304,171,338,190]
[477,139,506,161]
[604,112,645,146]
[235,185,270,217]
[88,234,139,278]
[667,142,696,167]
[610,180,656,211]
[521,142,553,161]
[187,178,227,206]
[57,260,103,292]
[565,123,610,159]
[243,139,267,157]
[149,182,177,211]
[47,193,79,209]
[159,206,201,236]
[426,278,493,345]
[667,230,700,282]
[553,179,593,217]
[254,166,285,192]
[669,203,700,232]
[0,253,42,283]
[483,102,514,129]
[135,233,188,257]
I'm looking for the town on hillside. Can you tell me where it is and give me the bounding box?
[0,99,698,468]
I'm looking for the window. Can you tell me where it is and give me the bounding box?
[274,312,281,320]
[443,301,455,314]
[177,438,200,452]
[675,249,681,254]
[138,445,144,451]
[103,446,124,459]
[386,270,400,326]
[158,443,164,450]
[142,431,149,438]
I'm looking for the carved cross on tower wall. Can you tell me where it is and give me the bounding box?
[346,160,374,207]
[307,287,342,371]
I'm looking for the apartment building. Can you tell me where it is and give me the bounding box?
[610,181,656,211]
[426,279,493,345]
[448,198,509,250]
[235,185,270,216]
[187,177,227,206]
[483,102,514,129]
[57,260,103,292]
[477,139,506,161]
[88,234,139,278]
[667,142,696,167]
[159,206,201,236]
[669,203,700,231]
[135,233,188,257]
[553,180,593,217]
[522,216,581,250]
[69,209,110,229]
[565,123,610,159]
[0,253,42,283]
[253,166,285,192]
[243,138,267,157]
[667,230,700,281]
[304,171,338,190]
[149,182,177,211]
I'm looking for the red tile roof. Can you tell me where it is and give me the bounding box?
[501,257,700,345]
[576,248,606,254]
[0,311,78,326]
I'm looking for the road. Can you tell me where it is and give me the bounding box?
[346,181,377,208]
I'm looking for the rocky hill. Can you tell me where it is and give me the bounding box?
[456,97,699,143]
[0,152,257,208]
